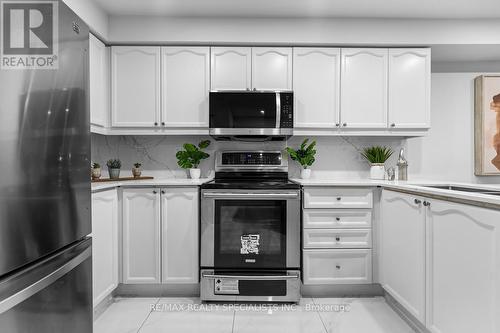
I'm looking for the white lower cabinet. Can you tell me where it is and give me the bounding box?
[161,187,199,283]
[92,189,119,307]
[122,188,161,284]
[303,249,372,284]
[380,190,426,323]
[121,186,199,285]
[426,199,500,333]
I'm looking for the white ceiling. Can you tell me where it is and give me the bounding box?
[93,0,500,19]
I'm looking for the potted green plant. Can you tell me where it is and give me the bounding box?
[132,162,142,178]
[361,146,393,180]
[91,162,101,180]
[106,159,122,180]
[286,138,317,179]
[176,140,211,179]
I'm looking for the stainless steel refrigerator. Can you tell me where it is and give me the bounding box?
[0,1,92,331]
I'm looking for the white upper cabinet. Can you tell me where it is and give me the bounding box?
[341,48,388,129]
[426,200,500,333]
[293,48,341,129]
[210,47,251,90]
[380,190,426,323]
[161,47,210,127]
[89,34,109,128]
[252,47,293,90]
[388,48,431,129]
[91,189,118,307]
[122,188,161,284]
[161,187,199,284]
[111,46,161,127]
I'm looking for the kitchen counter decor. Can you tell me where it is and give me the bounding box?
[106,159,122,179]
[286,138,317,179]
[176,140,211,179]
[361,146,393,180]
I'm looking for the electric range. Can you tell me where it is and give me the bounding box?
[200,151,301,302]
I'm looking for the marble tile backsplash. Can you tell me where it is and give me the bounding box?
[91,134,407,179]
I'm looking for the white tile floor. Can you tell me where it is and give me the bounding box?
[94,297,415,333]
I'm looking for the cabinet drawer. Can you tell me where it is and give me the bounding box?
[303,209,372,229]
[303,187,373,209]
[303,249,372,285]
[303,229,372,249]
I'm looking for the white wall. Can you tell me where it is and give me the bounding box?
[63,0,109,39]
[108,16,500,45]
[408,73,500,183]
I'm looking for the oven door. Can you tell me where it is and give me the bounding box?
[201,190,300,270]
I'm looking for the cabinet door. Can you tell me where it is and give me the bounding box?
[426,200,500,333]
[161,47,210,127]
[388,48,431,129]
[111,46,161,127]
[161,187,199,283]
[91,189,118,307]
[210,47,251,90]
[340,48,388,129]
[380,190,426,323]
[89,34,109,127]
[122,188,161,284]
[252,47,293,90]
[303,249,372,285]
[293,48,340,128]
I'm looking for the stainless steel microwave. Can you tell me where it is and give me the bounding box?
[209,91,293,140]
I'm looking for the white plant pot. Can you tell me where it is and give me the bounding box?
[189,168,201,179]
[370,164,386,180]
[301,168,312,179]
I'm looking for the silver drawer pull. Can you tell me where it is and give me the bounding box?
[202,273,299,280]
[335,265,341,270]
[335,237,341,241]
[203,192,298,199]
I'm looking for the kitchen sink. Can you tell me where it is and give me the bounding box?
[420,185,500,196]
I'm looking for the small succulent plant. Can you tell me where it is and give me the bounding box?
[133,162,142,168]
[92,162,100,169]
[361,146,393,164]
[106,159,122,169]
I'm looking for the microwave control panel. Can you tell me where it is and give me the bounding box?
[280,92,293,128]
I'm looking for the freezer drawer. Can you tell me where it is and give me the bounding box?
[303,229,372,249]
[0,239,92,333]
[302,249,372,285]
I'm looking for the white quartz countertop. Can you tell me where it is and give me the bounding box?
[291,178,500,208]
[91,178,212,192]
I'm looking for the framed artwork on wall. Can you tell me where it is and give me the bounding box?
[475,75,500,175]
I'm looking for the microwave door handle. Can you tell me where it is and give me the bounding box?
[276,92,281,128]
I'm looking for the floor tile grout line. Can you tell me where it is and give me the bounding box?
[136,298,161,333]
[312,297,330,333]
[230,307,236,333]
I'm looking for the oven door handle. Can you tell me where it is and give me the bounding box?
[202,273,300,280]
[202,192,299,199]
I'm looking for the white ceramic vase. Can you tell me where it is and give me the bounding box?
[301,168,312,179]
[189,168,201,179]
[370,164,386,180]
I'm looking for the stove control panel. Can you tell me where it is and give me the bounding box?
[221,152,282,166]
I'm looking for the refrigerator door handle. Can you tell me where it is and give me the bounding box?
[0,246,91,315]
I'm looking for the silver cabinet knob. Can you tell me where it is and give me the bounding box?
[161,190,165,194]
[391,123,396,127]
[161,122,165,126]
[335,237,341,242]
[335,123,340,127]
[246,88,250,91]
[342,123,347,127]
[253,88,257,91]
[336,265,341,269]
[154,122,158,126]
[336,217,340,221]
[423,201,431,207]
[414,199,422,205]
[336,197,342,201]
[153,190,157,194]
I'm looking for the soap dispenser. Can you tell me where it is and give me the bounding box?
[397,148,408,181]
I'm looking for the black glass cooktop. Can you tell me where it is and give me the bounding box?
[201,179,300,190]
